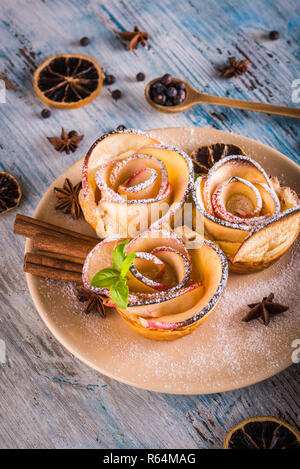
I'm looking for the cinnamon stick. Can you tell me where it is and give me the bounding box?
[36,250,85,265]
[25,252,83,273]
[24,260,82,283]
[33,233,94,262]
[14,214,99,244]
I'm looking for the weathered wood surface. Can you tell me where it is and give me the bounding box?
[0,0,299,449]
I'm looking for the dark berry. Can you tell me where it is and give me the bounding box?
[151,81,165,93]
[166,87,177,98]
[136,72,145,82]
[153,93,166,105]
[116,125,126,131]
[104,74,116,85]
[80,37,90,46]
[175,81,186,90]
[172,96,181,105]
[161,73,172,85]
[111,89,122,100]
[41,108,51,119]
[165,99,173,106]
[173,90,186,105]
[269,30,280,40]
[68,130,78,138]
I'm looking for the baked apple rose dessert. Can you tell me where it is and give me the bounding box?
[82,228,228,340]
[192,154,300,273]
[79,130,193,238]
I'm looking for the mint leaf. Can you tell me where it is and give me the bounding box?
[120,252,136,278]
[91,240,135,309]
[113,239,129,271]
[110,278,129,309]
[91,268,121,288]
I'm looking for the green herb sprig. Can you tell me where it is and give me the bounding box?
[91,240,136,309]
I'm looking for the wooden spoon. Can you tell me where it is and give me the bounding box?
[145,77,300,118]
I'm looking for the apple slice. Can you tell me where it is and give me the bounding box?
[124,229,192,298]
[83,226,228,340]
[192,156,288,271]
[212,177,262,224]
[118,169,159,200]
[132,283,204,321]
[128,247,191,294]
[95,184,172,238]
[271,176,300,211]
[193,176,251,244]
[126,228,191,260]
[117,236,228,339]
[232,206,300,266]
[82,129,160,195]
[137,144,193,216]
[108,154,168,199]
[94,161,122,201]
[126,252,167,293]
[82,235,123,296]
[80,131,193,238]
[203,154,272,216]
[253,181,280,216]
[94,153,168,202]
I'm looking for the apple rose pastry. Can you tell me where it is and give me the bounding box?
[192,154,300,273]
[82,228,228,341]
[79,129,193,238]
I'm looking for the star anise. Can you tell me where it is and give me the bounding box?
[75,285,106,317]
[118,26,149,51]
[242,293,289,326]
[54,178,82,219]
[190,143,244,174]
[221,56,250,79]
[47,128,84,154]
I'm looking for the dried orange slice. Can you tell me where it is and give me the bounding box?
[33,54,103,109]
[191,143,244,174]
[0,172,22,215]
[223,416,300,449]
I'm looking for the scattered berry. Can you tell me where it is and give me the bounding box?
[269,30,280,40]
[116,125,126,131]
[161,73,172,85]
[136,72,146,82]
[111,89,122,100]
[104,74,116,85]
[41,108,51,119]
[80,37,90,46]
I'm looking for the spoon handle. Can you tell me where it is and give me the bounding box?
[193,92,300,118]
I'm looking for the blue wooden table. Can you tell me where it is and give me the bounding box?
[0,0,299,449]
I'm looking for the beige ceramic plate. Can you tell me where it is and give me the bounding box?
[26,127,300,394]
